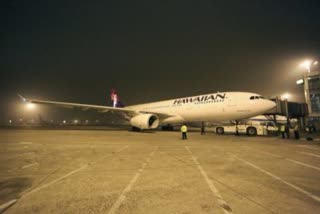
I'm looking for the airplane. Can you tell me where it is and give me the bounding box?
[18,90,276,131]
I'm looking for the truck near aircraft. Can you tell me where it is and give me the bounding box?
[214,120,279,136]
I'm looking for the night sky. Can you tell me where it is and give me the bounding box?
[2,0,320,123]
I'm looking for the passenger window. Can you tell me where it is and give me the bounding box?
[255,96,259,99]
[250,96,254,100]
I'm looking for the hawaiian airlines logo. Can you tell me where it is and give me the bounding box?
[173,93,226,105]
[112,94,117,107]
[109,88,125,108]
[110,88,120,107]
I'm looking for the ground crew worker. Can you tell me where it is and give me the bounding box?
[235,121,239,135]
[280,124,285,139]
[201,122,205,135]
[181,123,188,140]
[294,124,300,140]
[285,124,290,139]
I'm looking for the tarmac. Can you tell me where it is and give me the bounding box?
[0,128,320,214]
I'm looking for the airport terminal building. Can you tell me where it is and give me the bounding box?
[301,70,320,129]
[306,70,320,117]
[266,69,320,129]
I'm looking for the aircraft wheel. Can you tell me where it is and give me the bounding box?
[247,127,257,136]
[216,127,224,135]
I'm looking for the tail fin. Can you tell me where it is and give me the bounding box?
[110,88,125,108]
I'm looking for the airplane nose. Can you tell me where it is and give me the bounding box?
[266,100,276,110]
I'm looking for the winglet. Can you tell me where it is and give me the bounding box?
[17,94,27,102]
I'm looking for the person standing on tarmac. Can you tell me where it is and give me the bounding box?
[181,123,188,140]
[201,122,205,135]
[280,124,286,139]
[294,124,300,139]
[285,124,290,139]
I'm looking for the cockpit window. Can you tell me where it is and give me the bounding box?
[250,96,264,100]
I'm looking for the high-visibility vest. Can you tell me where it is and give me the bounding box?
[280,125,285,132]
[181,125,187,132]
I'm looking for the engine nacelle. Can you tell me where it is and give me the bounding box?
[130,114,160,130]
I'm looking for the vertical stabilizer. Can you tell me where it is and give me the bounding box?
[110,89,124,107]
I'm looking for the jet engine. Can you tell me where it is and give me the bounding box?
[130,114,160,130]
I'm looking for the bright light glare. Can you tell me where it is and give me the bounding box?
[296,79,304,85]
[26,103,35,110]
[314,61,318,65]
[300,60,312,71]
[281,93,290,100]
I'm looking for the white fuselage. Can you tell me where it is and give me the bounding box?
[127,92,276,124]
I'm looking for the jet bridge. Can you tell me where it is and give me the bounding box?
[264,98,308,129]
[265,98,308,117]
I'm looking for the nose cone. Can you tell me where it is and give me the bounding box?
[264,100,276,111]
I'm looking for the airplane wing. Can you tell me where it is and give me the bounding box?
[18,95,174,120]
